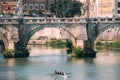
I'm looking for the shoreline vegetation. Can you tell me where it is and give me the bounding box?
[95,41,120,50]
[44,40,66,48]
[66,39,96,57]
[3,49,29,58]
[3,40,120,58]
[3,48,29,58]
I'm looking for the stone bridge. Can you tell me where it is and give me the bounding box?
[0,17,120,57]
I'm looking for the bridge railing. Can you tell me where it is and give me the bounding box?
[23,17,87,24]
[0,17,120,24]
[90,18,120,23]
[0,17,19,24]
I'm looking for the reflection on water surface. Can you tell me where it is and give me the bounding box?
[0,45,120,80]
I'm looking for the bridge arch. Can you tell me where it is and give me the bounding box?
[58,27,77,47]
[81,22,120,51]
[20,24,78,48]
[91,23,120,49]
[97,23,120,37]
[27,27,77,47]
[22,25,44,48]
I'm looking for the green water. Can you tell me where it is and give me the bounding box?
[0,45,120,80]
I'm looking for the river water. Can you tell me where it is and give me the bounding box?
[0,45,120,80]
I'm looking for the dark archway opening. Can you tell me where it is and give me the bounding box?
[0,39,5,53]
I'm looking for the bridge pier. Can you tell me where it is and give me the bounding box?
[83,40,96,57]
[81,19,98,57]
[12,19,29,58]
[13,41,29,58]
[3,19,29,58]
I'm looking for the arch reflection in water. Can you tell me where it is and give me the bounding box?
[0,45,120,80]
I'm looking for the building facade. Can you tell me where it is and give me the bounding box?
[76,0,97,18]
[114,0,120,17]
[0,0,53,16]
[96,0,114,18]
[0,0,18,16]
[0,0,118,18]
[23,0,53,16]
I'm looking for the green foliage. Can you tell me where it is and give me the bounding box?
[50,0,83,17]
[3,49,13,54]
[3,49,14,58]
[96,41,103,46]
[66,39,73,48]
[95,41,103,49]
[72,47,82,56]
[71,47,96,57]
[3,48,29,58]
[8,12,14,16]
[44,40,66,48]
[95,41,120,50]
[4,41,30,58]
[66,39,73,54]
[66,48,72,54]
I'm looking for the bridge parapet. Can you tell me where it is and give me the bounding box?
[90,18,120,23]
[0,17,120,24]
[0,18,19,24]
[0,17,87,24]
[23,17,87,24]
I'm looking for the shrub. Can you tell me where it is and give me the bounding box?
[44,40,66,48]
[95,41,120,50]
[3,49,14,58]
[72,47,82,57]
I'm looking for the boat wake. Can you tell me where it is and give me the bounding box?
[46,70,72,80]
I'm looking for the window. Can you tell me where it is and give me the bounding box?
[35,4,39,10]
[118,2,120,7]
[8,7,10,10]
[118,10,120,14]
[29,4,33,10]
[24,4,28,10]
[40,3,45,10]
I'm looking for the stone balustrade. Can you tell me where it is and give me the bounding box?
[0,17,120,24]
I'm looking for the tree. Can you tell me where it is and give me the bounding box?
[50,0,83,18]
[66,39,73,54]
